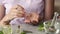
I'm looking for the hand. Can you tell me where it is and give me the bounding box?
[24,13,31,24]
[0,5,25,26]
[24,12,40,25]
[30,12,39,24]
[7,5,25,20]
[30,13,39,22]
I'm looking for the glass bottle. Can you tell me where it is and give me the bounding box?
[10,18,24,34]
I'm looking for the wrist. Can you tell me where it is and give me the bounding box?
[0,15,14,26]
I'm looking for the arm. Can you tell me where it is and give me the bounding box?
[0,5,25,27]
[44,0,54,20]
[0,5,5,21]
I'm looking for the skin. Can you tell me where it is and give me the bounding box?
[0,5,25,27]
[0,0,54,26]
[0,5,5,21]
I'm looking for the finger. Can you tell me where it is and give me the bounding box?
[24,19,31,24]
[16,13,25,17]
[30,21,39,25]
[10,8,25,16]
[30,15,39,22]
[11,5,24,11]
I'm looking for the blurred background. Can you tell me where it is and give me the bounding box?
[55,0,60,14]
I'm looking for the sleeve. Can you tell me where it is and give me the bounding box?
[0,0,4,5]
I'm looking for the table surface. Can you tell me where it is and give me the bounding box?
[20,24,45,34]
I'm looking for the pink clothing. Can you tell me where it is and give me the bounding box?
[0,0,44,24]
[0,0,44,14]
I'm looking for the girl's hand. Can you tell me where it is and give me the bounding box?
[24,13,31,24]
[24,12,40,25]
[0,5,25,26]
[30,13,39,25]
[6,5,25,20]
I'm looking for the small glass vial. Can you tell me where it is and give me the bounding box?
[10,18,24,34]
[55,21,60,34]
[44,22,56,34]
[10,18,21,34]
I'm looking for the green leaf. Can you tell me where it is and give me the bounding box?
[38,23,44,31]
[20,31,26,34]
[0,31,4,34]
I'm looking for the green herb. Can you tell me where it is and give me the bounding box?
[3,26,11,34]
[38,27,44,31]
[38,23,44,31]
[0,31,4,34]
[20,31,26,34]
[47,21,51,26]
[38,21,51,31]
